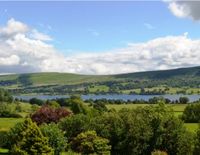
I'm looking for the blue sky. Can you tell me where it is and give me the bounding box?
[0,1,199,53]
[0,1,200,74]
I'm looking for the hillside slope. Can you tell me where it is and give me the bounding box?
[0,66,200,94]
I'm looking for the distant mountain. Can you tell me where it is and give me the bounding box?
[0,66,200,94]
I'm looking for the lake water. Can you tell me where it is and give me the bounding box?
[15,94,200,102]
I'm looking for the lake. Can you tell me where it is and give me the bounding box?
[15,94,200,102]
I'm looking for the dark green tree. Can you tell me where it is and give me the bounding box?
[179,96,189,104]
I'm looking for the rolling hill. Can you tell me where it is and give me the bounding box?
[0,66,200,95]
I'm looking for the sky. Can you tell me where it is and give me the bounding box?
[0,1,200,75]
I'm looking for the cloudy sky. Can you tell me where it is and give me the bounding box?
[0,1,200,75]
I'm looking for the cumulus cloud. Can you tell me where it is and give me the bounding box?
[167,1,200,21]
[0,18,28,38]
[1,18,200,75]
[30,29,52,41]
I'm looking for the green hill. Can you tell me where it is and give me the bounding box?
[1,66,200,95]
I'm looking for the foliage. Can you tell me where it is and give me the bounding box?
[93,102,108,112]
[0,131,8,148]
[0,88,13,103]
[59,114,91,140]
[151,150,168,155]
[90,112,124,154]
[179,96,189,104]
[0,103,22,118]
[70,130,111,155]
[69,96,89,114]
[182,103,200,123]
[45,100,60,108]
[31,105,71,125]
[40,123,67,155]
[7,118,52,154]
[29,97,44,106]
[194,125,200,155]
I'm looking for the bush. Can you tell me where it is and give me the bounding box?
[29,97,44,105]
[0,131,8,148]
[70,130,111,155]
[59,114,91,140]
[31,105,71,125]
[93,102,108,112]
[40,123,67,155]
[0,88,13,103]
[151,150,168,155]
[182,103,200,123]
[7,118,53,154]
[194,125,200,155]
[179,97,189,104]
[70,98,89,114]
[0,103,22,118]
[45,100,60,108]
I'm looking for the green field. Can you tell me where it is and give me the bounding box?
[106,103,187,112]
[0,118,24,131]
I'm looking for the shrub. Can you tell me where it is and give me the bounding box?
[70,130,111,155]
[0,131,8,148]
[179,97,189,104]
[194,125,200,155]
[29,97,44,105]
[7,118,52,154]
[31,105,71,125]
[151,150,168,155]
[0,103,22,118]
[182,103,200,123]
[59,114,91,140]
[0,88,13,103]
[93,102,108,112]
[40,123,67,155]
[70,98,89,114]
[45,100,60,108]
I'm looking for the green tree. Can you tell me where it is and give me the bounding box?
[40,123,67,155]
[70,97,89,114]
[90,112,124,154]
[59,114,91,140]
[7,118,52,155]
[0,88,13,103]
[194,125,200,155]
[182,103,200,123]
[70,130,111,155]
[179,96,189,104]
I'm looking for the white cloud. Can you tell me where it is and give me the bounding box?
[1,18,200,75]
[167,1,200,21]
[0,55,20,66]
[0,18,28,37]
[30,29,52,41]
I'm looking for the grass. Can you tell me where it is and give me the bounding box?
[23,73,113,86]
[0,118,24,131]
[0,148,9,155]
[184,123,199,133]
[88,85,109,93]
[106,103,187,112]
